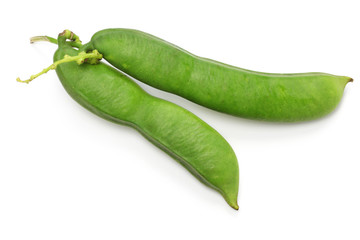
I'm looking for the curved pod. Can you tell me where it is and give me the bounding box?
[83,28,352,122]
[55,39,239,210]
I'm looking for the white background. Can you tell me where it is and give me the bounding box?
[1,0,359,239]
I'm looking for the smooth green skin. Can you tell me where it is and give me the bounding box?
[54,37,239,210]
[82,28,352,122]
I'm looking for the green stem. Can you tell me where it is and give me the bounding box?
[17,50,102,84]
[30,35,82,48]
[30,36,58,44]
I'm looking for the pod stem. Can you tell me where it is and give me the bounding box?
[30,33,82,48]
[16,50,102,84]
[30,36,58,44]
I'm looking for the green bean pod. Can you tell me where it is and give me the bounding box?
[81,28,352,122]
[54,36,239,210]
